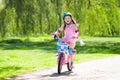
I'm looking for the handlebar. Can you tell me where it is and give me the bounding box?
[51,34,60,40]
[51,34,68,44]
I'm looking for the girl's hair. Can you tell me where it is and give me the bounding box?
[63,15,77,30]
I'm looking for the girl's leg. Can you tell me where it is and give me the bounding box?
[69,43,76,67]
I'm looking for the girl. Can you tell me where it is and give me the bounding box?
[53,12,79,68]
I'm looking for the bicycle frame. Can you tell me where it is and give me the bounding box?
[57,39,70,64]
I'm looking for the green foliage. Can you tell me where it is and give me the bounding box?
[0,0,120,38]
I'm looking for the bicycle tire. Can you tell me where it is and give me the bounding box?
[67,62,72,71]
[58,53,63,74]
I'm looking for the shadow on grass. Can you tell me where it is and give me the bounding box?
[76,41,120,54]
[0,39,57,52]
[0,38,120,54]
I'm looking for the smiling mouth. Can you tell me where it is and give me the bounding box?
[67,21,70,22]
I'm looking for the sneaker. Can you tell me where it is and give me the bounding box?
[71,62,74,68]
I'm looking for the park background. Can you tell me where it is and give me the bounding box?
[0,0,120,80]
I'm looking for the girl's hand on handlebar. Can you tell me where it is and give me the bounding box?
[51,33,59,40]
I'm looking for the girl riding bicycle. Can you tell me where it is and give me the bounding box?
[53,12,80,68]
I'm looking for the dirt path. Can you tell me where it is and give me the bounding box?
[6,55,120,80]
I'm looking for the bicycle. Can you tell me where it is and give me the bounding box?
[52,34,74,74]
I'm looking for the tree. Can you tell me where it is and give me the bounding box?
[0,0,120,38]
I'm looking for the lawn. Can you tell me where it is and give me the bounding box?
[0,35,120,80]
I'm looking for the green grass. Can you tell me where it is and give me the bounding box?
[0,35,120,80]
[75,36,120,62]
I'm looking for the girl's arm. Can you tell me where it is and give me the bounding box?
[54,25,64,36]
[74,25,80,37]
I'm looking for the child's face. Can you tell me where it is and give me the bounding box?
[64,16,72,24]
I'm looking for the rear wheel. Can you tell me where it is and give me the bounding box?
[58,54,63,74]
[67,62,72,71]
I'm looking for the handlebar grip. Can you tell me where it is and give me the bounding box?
[52,34,59,40]
[54,35,58,39]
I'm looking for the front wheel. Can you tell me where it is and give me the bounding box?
[58,53,63,74]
